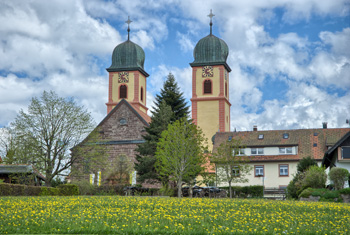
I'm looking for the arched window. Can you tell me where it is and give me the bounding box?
[120,85,127,99]
[204,80,212,94]
[140,87,144,101]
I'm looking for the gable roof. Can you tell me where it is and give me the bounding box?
[322,131,350,167]
[0,164,46,180]
[213,128,350,161]
[99,99,150,127]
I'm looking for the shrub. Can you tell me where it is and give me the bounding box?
[40,187,60,196]
[328,167,350,190]
[302,166,327,189]
[286,172,304,199]
[297,156,317,173]
[339,188,350,195]
[0,184,12,196]
[299,188,313,198]
[58,184,79,196]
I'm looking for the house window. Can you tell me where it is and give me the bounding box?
[251,148,264,155]
[279,165,289,176]
[279,147,293,154]
[120,85,127,99]
[225,82,227,97]
[119,118,127,125]
[204,80,212,94]
[234,148,245,155]
[283,133,289,139]
[232,166,240,177]
[140,87,144,101]
[342,147,350,159]
[255,165,264,177]
[258,134,264,140]
[228,136,232,141]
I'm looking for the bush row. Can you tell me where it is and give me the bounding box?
[299,187,350,202]
[0,183,79,196]
[219,185,263,198]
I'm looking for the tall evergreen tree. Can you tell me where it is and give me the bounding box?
[154,73,190,121]
[135,73,190,184]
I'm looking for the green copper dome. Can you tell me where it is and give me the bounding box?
[107,40,149,76]
[190,34,231,72]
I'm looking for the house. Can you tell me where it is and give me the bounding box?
[212,125,350,189]
[0,164,45,186]
[322,131,350,188]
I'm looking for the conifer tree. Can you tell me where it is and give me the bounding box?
[154,73,190,121]
[135,73,190,183]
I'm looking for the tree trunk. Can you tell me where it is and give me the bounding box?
[178,176,182,198]
[229,181,232,198]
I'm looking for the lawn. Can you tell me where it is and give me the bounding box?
[0,196,349,234]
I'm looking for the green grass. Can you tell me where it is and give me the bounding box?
[0,196,349,234]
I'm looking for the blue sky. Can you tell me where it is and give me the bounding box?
[0,0,349,131]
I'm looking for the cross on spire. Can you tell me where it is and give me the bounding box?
[126,16,132,41]
[208,9,215,35]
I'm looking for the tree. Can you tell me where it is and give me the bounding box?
[301,165,327,189]
[211,139,252,198]
[135,73,190,184]
[155,118,208,197]
[287,156,319,199]
[154,73,190,121]
[134,101,173,184]
[10,91,95,186]
[297,156,317,172]
[329,167,350,190]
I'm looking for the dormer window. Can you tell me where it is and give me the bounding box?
[251,148,264,155]
[283,133,289,139]
[258,134,264,140]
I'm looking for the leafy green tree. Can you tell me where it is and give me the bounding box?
[211,139,252,198]
[10,91,95,186]
[135,73,190,184]
[329,167,350,190]
[155,118,208,197]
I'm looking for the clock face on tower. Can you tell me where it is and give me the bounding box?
[202,66,213,77]
[118,72,129,83]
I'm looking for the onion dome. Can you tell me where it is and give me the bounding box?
[190,10,231,72]
[107,17,149,77]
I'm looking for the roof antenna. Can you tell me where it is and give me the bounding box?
[126,16,132,41]
[208,9,215,35]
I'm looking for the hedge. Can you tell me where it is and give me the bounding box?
[0,183,78,196]
[219,185,263,198]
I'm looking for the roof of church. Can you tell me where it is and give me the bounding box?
[213,128,350,162]
[130,104,151,123]
[106,17,149,77]
[190,34,231,71]
[100,99,150,127]
[190,10,231,71]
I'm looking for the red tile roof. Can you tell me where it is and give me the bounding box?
[213,128,350,162]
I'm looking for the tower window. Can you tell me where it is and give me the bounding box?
[120,85,127,99]
[140,87,144,102]
[204,80,212,94]
[225,82,227,97]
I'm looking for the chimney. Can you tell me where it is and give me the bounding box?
[253,125,258,131]
[322,122,328,129]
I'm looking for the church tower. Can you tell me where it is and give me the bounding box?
[106,17,149,115]
[190,10,231,150]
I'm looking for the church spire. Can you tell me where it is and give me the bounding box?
[208,9,215,35]
[126,16,132,41]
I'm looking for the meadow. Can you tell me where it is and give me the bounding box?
[0,196,349,234]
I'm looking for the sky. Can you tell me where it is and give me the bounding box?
[0,0,349,131]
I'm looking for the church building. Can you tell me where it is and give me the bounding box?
[70,12,229,185]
